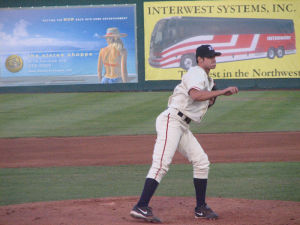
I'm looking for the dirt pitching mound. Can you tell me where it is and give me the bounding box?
[1,197,299,225]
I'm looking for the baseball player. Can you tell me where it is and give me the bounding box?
[130,45,239,223]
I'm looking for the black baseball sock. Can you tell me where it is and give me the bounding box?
[137,178,159,207]
[193,178,207,207]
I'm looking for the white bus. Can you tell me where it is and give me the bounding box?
[149,17,296,70]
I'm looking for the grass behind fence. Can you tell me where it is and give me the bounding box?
[0,90,300,138]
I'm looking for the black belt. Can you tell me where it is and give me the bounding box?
[177,111,191,124]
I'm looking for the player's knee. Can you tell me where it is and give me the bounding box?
[147,165,169,183]
[193,155,210,179]
[155,167,168,183]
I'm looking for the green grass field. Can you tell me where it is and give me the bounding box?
[0,90,300,205]
[0,90,300,138]
[1,162,299,206]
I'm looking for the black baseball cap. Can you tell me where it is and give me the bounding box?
[196,45,221,58]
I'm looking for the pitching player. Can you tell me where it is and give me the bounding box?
[130,45,238,223]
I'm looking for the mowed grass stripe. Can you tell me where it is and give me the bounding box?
[191,90,300,133]
[0,92,169,137]
[1,90,300,138]
[0,162,299,206]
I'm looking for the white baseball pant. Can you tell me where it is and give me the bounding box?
[147,108,210,183]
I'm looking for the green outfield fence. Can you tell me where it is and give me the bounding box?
[0,0,299,93]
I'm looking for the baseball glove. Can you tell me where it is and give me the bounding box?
[208,84,217,108]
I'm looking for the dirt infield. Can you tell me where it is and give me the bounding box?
[1,132,300,168]
[0,132,300,225]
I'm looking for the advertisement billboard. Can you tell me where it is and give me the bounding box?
[0,5,137,86]
[144,0,300,80]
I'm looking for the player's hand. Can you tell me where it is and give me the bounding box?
[223,86,239,96]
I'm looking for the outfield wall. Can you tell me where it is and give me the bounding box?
[0,0,299,93]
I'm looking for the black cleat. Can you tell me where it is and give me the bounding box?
[195,204,218,220]
[130,205,162,223]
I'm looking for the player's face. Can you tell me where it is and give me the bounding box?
[197,56,217,72]
[203,56,217,69]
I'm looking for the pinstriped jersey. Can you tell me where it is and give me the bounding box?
[168,66,214,123]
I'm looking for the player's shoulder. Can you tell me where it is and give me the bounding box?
[183,66,206,80]
[186,66,205,75]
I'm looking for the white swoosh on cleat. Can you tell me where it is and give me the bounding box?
[138,208,148,215]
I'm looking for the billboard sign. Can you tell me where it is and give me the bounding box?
[0,5,137,86]
[144,0,300,80]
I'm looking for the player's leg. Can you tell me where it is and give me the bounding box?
[178,130,218,219]
[147,113,183,182]
[140,113,183,204]
[130,112,183,222]
[178,130,210,179]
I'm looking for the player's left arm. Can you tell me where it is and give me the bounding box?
[189,86,238,102]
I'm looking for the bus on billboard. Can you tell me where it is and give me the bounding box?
[149,17,296,70]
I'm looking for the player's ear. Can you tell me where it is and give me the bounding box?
[197,56,203,64]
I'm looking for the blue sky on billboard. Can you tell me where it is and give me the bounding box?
[0,5,137,80]
[0,5,135,53]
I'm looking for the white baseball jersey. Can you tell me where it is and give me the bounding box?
[168,66,214,123]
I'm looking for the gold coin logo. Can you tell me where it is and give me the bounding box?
[5,55,23,73]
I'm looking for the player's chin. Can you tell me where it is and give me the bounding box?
[210,64,216,69]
